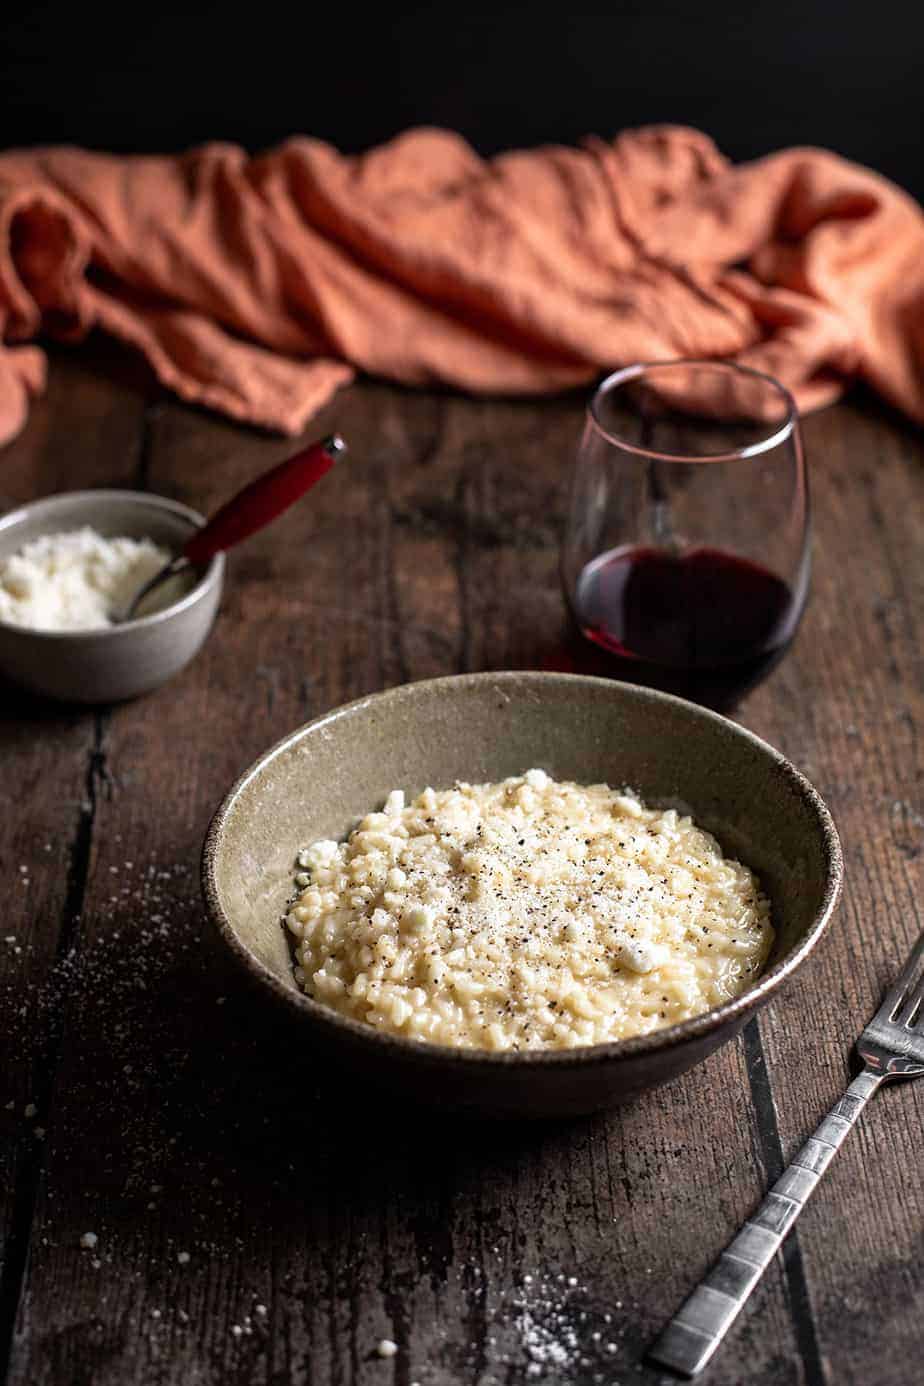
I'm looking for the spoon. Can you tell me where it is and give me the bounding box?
[117,433,347,622]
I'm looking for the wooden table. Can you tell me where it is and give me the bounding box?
[1,347,921,1386]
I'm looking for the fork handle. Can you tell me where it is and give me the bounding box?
[649,1068,882,1378]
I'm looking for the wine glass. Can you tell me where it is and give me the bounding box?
[560,360,810,710]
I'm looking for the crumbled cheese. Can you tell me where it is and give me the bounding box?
[0,527,173,631]
[80,1232,98,1249]
[376,1339,398,1358]
[177,1251,190,1265]
[303,840,339,872]
[24,1103,37,1118]
[616,938,669,974]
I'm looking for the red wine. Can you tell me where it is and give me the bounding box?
[572,545,803,707]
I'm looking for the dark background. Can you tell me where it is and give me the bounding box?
[2,1,922,198]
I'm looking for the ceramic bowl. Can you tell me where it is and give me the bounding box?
[0,490,224,703]
[202,672,841,1118]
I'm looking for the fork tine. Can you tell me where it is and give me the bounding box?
[905,976,924,1029]
[879,928,924,1023]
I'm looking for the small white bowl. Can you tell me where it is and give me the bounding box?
[0,490,224,704]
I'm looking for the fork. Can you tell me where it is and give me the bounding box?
[649,929,924,1378]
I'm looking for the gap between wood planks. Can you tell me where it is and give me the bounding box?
[0,714,109,1382]
[742,1020,828,1386]
[0,402,161,1384]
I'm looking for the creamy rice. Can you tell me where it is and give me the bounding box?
[286,771,772,1051]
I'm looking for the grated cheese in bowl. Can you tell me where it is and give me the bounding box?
[0,527,173,631]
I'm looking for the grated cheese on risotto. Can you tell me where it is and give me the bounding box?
[286,771,772,1051]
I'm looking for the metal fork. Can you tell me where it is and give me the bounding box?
[649,929,924,1378]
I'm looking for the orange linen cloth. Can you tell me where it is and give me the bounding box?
[0,125,922,448]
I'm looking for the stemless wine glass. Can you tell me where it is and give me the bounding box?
[560,361,810,710]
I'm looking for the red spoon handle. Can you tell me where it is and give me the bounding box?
[183,434,346,566]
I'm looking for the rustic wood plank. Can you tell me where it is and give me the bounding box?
[2,355,921,1386]
[5,376,803,1386]
[741,396,924,1386]
[0,349,150,1380]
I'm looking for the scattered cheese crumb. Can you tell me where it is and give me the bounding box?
[177,1251,190,1265]
[80,1232,98,1250]
[24,1103,37,1119]
[376,1339,398,1358]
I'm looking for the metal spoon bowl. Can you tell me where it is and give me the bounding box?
[116,554,195,624]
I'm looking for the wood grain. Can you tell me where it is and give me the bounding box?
[742,400,924,1386]
[0,349,149,1377]
[0,352,921,1386]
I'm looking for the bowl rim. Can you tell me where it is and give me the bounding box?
[202,671,843,1070]
[0,488,224,639]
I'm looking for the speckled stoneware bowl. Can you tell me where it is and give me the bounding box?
[0,490,224,703]
[202,672,841,1118]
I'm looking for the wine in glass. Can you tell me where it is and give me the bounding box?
[560,361,810,710]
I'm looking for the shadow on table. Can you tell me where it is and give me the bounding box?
[491,619,747,712]
[43,912,616,1212]
[37,916,669,1366]
[171,934,593,1164]
[24,904,679,1381]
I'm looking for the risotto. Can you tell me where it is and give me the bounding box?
[285,771,772,1051]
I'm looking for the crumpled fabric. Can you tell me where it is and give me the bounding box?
[0,124,921,449]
